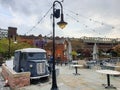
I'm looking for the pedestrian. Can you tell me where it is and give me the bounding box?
[48,56,53,74]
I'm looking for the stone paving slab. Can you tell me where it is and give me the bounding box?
[1,65,120,90]
[18,65,120,90]
[0,68,10,90]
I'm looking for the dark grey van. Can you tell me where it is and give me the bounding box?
[13,48,49,79]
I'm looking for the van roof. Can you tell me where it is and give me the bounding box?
[15,48,46,53]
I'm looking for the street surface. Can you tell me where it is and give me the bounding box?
[0,67,10,90]
[19,65,120,90]
[0,65,120,90]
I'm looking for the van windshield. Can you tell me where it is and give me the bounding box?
[27,52,46,60]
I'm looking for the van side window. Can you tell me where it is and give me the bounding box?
[24,53,27,60]
[20,53,26,69]
[21,53,27,60]
[14,52,19,60]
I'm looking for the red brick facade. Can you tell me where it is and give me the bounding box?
[55,40,68,62]
[45,39,69,62]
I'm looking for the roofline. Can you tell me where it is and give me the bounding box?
[15,48,46,53]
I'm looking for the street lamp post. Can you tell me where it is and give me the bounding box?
[8,35,17,59]
[8,36,11,58]
[51,1,67,90]
[8,27,17,59]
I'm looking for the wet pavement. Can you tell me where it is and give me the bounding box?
[1,65,120,90]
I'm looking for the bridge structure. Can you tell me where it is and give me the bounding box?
[82,36,120,52]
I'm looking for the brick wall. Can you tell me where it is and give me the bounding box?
[1,64,30,90]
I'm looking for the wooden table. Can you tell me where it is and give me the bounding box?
[96,69,120,89]
[71,65,83,75]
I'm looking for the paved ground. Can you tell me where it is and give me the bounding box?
[1,65,120,90]
[18,65,120,90]
[0,68,10,90]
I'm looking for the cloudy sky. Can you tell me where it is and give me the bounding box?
[0,0,120,38]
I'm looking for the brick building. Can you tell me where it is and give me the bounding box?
[45,38,72,62]
[8,27,120,61]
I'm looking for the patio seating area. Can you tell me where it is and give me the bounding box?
[18,63,120,90]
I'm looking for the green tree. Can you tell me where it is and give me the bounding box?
[0,38,34,58]
[0,38,9,57]
[71,50,77,60]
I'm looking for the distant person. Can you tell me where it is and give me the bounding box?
[48,56,53,74]
[100,61,103,69]
[100,62,103,66]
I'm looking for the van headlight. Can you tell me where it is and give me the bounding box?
[29,64,33,68]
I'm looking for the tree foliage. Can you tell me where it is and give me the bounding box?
[0,38,9,57]
[71,50,77,60]
[113,44,120,56]
[0,38,34,58]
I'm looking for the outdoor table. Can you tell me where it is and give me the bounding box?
[96,69,120,89]
[71,60,78,65]
[104,63,120,70]
[71,65,83,75]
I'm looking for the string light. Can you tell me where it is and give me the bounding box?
[23,4,119,38]
[65,8,115,30]
[65,8,118,38]
[24,0,64,35]
[24,6,53,35]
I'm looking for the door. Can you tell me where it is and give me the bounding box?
[13,51,21,72]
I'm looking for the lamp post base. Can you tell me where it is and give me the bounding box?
[51,87,59,90]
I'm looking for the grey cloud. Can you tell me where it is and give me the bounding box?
[64,0,120,18]
[0,0,52,16]
[0,0,120,38]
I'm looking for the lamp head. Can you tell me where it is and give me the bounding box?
[57,20,67,29]
[57,13,67,29]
